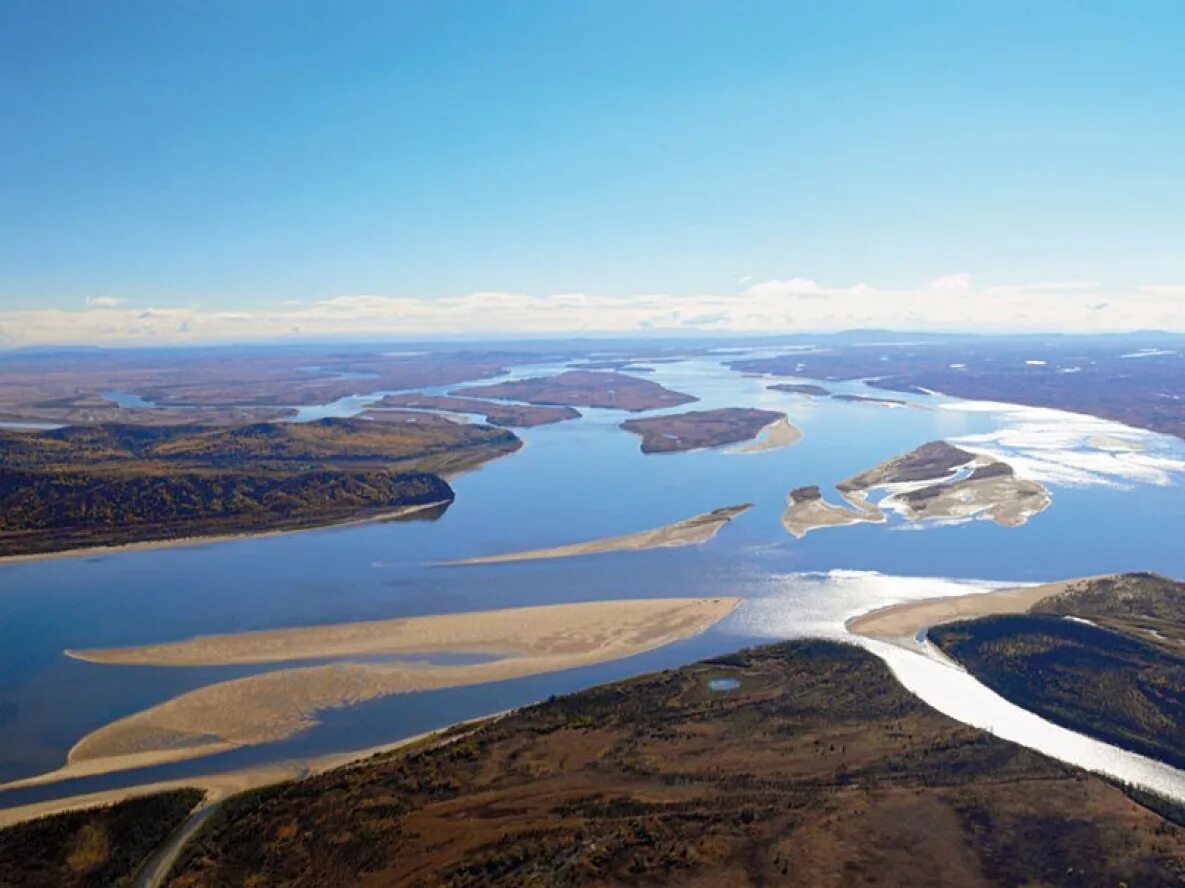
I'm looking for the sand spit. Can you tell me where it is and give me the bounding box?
[727,416,803,454]
[9,598,740,790]
[442,504,752,566]
[846,577,1112,649]
[781,486,883,538]
[1087,435,1146,452]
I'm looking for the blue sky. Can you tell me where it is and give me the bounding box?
[2,1,1184,343]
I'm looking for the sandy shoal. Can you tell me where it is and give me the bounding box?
[442,504,751,566]
[781,497,882,538]
[728,416,803,454]
[8,598,739,791]
[845,576,1114,648]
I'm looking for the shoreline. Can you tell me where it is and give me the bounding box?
[845,574,1115,649]
[0,709,511,829]
[0,499,453,567]
[726,415,803,454]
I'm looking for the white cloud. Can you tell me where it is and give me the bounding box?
[1139,284,1185,298]
[2,274,1183,346]
[84,295,124,307]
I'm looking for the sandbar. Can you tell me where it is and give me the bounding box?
[727,416,803,454]
[845,576,1111,649]
[10,598,740,789]
[781,486,882,538]
[442,504,752,565]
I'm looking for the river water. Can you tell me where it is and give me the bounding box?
[3,350,1185,807]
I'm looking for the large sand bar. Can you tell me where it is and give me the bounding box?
[442,504,751,566]
[11,598,740,789]
[846,577,1111,649]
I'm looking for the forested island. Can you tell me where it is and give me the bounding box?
[367,393,579,427]
[458,370,697,411]
[0,416,519,557]
[620,407,790,453]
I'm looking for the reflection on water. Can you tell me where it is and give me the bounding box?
[4,354,1185,808]
[731,569,1185,800]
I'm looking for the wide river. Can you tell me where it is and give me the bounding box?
[3,349,1185,809]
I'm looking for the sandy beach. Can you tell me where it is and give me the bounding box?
[10,597,740,790]
[442,504,751,565]
[727,415,803,453]
[845,576,1112,649]
[0,710,504,829]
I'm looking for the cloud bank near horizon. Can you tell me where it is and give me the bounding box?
[3,274,1184,347]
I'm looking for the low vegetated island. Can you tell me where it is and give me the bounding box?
[783,440,1050,536]
[54,640,1182,887]
[767,382,831,397]
[457,370,697,412]
[930,572,1185,770]
[0,415,519,557]
[620,407,792,453]
[832,393,910,407]
[367,393,579,427]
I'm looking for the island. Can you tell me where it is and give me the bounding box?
[443,504,752,565]
[782,441,1051,536]
[366,392,579,427]
[832,393,910,407]
[620,407,792,453]
[767,382,831,396]
[0,415,519,558]
[14,641,1180,887]
[456,370,697,412]
[7,598,740,788]
[929,572,1185,770]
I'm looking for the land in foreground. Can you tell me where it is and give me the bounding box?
[0,788,203,888]
[150,640,1185,886]
[930,573,1185,770]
